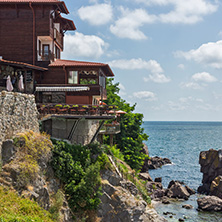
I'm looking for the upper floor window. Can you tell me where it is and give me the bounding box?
[55,45,60,59]
[68,71,78,84]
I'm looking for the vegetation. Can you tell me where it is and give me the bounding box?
[51,140,110,215]
[104,78,149,171]
[0,186,54,222]
[12,131,52,187]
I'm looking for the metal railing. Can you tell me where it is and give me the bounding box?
[37,50,54,61]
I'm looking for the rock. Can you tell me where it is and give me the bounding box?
[141,143,149,156]
[162,197,170,204]
[121,181,139,196]
[178,218,185,222]
[146,181,165,200]
[2,139,17,165]
[185,185,195,195]
[198,149,222,194]
[210,176,222,199]
[147,156,172,170]
[182,204,193,209]
[154,177,162,183]
[138,172,153,182]
[165,181,190,200]
[197,196,222,211]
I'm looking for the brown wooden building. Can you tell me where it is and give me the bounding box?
[0,0,114,105]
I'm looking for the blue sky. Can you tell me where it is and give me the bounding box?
[62,0,222,121]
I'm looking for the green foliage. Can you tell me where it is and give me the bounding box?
[49,190,64,221]
[104,78,149,171]
[0,186,54,222]
[12,131,52,187]
[51,141,102,212]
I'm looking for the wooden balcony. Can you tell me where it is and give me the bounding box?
[99,123,121,135]
[54,28,63,50]
[37,50,54,62]
[37,103,116,117]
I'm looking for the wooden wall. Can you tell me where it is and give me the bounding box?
[0,4,52,65]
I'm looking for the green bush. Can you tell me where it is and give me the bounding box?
[51,141,102,212]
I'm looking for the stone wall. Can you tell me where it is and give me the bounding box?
[0,91,39,153]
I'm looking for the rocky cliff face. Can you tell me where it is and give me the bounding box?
[198,149,222,194]
[0,91,39,152]
[98,169,167,222]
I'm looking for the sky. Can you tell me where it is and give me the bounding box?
[62,0,222,121]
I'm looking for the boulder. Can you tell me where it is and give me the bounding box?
[154,177,162,183]
[198,149,222,194]
[146,156,171,170]
[141,143,149,156]
[182,204,193,209]
[197,196,222,211]
[2,140,17,165]
[146,181,165,200]
[210,176,222,199]
[165,181,190,200]
[138,172,153,182]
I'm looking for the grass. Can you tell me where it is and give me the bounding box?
[0,186,54,222]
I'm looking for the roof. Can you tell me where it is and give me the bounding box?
[49,59,114,76]
[58,15,76,31]
[0,59,48,71]
[0,0,69,14]
[36,86,89,92]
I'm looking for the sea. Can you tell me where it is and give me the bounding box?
[142,121,222,222]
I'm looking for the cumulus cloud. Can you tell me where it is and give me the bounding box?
[133,91,157,101]
[108,58,170,83]
[180,82,203,90]
[191,72,217,83]
[135,0,218,24]
[175,40,222,69]
[110,8,156,40]
[178,64,185,69]
[78,4,113,25]
[62,33,108,59]
[108,58,163,73]
[144,73,171,83]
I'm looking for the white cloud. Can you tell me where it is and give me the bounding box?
[136,0,218,24]
[110,8,156,40]
[108,58,170,83]
[119,83,125,91]
[175,40,222,69]
[180,82,203,90]
[62,32,108,59]
[191,72,217,83]
[144,73,171,83]
[78,4,113,25]
[133,91,157,101]
[178,64,185,69]
[108,58,163,73]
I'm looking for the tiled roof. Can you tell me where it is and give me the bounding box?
[0,59,48,71]
[49,59,114,76]
[0,0,69,14]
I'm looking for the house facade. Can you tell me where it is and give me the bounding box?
[0,0,114,105]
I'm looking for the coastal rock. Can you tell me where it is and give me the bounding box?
[182,204,193,209]
[139,172,153,182]
[197,196,222,211]
[98,170,167,222]
[146,181,165,200]
[198,149,222,194]
[146,156,172,170]
[210,176,222,199]
[165,180,190,200]
[141,143,149,156]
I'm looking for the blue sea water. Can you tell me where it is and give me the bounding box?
[142,121,222,222]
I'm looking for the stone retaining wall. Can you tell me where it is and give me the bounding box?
[0,91,39,154]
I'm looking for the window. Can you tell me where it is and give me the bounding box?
[38,40,41,55]
[68,71,78,84]
[42,44,49,56]
[55,45,60,59]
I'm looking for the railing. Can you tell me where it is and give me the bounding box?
[54,28,63,49]
[37,50,54,61]
[100,123,120,134]
[37,103,116,116]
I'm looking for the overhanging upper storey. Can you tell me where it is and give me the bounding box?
[0,0,69,14]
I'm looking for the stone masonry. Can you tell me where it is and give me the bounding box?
[0,91,39,154]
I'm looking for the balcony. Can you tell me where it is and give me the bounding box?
[37,50,54,62]
[54,28,63,50]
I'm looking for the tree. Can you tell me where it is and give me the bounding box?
[104,78,148,171]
